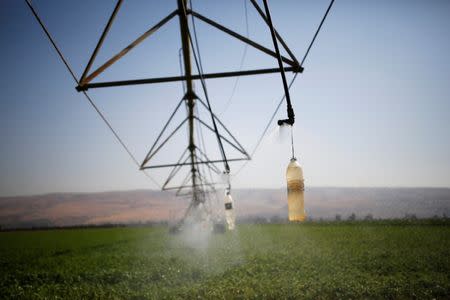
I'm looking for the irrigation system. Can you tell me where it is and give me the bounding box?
[25,0,335,228]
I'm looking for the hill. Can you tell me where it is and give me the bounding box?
[0,188,449,229]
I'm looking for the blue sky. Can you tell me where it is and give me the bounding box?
[1,0,449,196]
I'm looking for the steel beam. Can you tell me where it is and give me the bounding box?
[190,10,297,67]
[81,10,178,84]
[141,98,185,167]
[76,66,302,91]
[141,117,188,165]
[196,98,250,158]
[141,158,249,170]
[162,148,189,189]
[164,182,220,191]
[79,0,123,83]
[249,0,299,66]
[194,117,247,156]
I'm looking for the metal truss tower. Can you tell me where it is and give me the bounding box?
[76,0,302,220]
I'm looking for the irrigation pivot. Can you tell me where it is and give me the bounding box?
[26,0,335,228]
[74,0,304,226]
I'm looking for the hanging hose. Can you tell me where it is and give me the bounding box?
[233,0,335,177]
[262,0,296,161]
[262,0,295,127]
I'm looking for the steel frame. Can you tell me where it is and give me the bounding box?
[76,66,301,91]
[76,0,301,214]
[76,2,302,91]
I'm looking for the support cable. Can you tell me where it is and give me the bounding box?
[232,73,298,176]
[301,0,335,66]
[220,0,249,115]
[24,0,161,188]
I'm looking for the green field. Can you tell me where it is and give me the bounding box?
[1,222,449,299]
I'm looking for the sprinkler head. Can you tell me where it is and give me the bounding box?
[278,118,295,126]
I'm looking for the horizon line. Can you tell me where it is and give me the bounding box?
[2,185,450,199]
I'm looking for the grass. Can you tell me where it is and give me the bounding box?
[0,222,449,299]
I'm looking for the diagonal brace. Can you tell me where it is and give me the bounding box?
[189,10,298,68]
[249,0,299,66]
[194,116,247,156]
[79,0,123,83]
[80,10,178,85]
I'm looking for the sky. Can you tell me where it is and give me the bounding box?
[0,0,449,197]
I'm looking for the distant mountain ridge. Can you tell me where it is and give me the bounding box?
[0,188,449,229]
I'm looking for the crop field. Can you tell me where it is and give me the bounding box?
[1,222,449,299]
